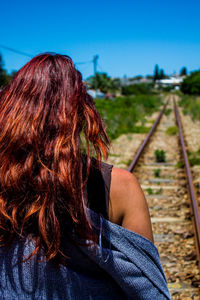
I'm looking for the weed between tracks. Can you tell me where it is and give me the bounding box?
[154,168,161,177]
[175,161,184,168]
[154,149,166,163]
[146,187,163,195]
[165,126,178,136]
[164,108,172,116]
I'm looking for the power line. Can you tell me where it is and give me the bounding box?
[75,60,93,65]
[0,44,33,58]
[0,44,94,66]
[0,44,101,81]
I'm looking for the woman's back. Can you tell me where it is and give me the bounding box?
[0,53,170,299]
[0,157,170,299]
[0,161,126,300]
[0,210,169,300]
[0,225,125,300]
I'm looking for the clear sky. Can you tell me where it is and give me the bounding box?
[1,0,200,79]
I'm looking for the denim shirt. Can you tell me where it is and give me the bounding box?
[0,210,171,300]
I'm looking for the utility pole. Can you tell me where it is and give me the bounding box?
[93,55,99,97]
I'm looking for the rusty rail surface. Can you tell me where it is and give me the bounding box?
[127,98,169,173]
[174,98,200,265]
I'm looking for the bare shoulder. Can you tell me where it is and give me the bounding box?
[109,167,154,242]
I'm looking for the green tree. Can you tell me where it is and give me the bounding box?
[87,73,111,93]
[153,64,160,81]
[10,70,17,78]
[110,78,121,93]
[180,67,187,76]
[87,73,121,94]
[160,69,165,79]
[133,75,143,80]
[181,71,200,95]
[146,75,154,79]
[0,53,10,88]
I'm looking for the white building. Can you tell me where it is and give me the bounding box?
[120,77,153,86]
[156,76,184,89]
[87,89,105,99]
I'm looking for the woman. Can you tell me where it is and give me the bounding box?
[0,53,170,299]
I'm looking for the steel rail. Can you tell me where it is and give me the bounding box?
[174,98,200,266]
[127,98,169,173]
[173,99,200,267]
[126,94,200,269]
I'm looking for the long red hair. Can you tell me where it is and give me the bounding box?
[0,53,109,261]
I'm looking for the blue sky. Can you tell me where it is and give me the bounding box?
[1,0,200,79]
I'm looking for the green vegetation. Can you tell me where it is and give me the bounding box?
[179,94,200,121]
[130,126,150,134]
[188,149,200,166]
[148,119,155,124]
[0,53,11,88]
[181,71,200,95]
[127,134,134,141]
[165,126,178,136]
[175,150,200,168]
[95,95,163,140]
[164,108,172,116]
[120,159,133,167]
[154,168,161,177]
[162,86,172,92]
[180,67,187,76]
[176,161,184,168]
[121,83,152,96]
[146,188,153,195]
[109,153,120,157]
[87,72,121,94]
[154,149,166,163]
[153,64,166,81]
[173,90,183,97]
[189,157,200,166]
[155,188,163,195]
[146,187,163,195]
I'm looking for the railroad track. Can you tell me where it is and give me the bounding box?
[128,95,200,299]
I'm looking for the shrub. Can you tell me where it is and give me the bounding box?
[154,169,161,177]
[164,108,172,116]
[188,149,200,166]
[131,126,150,134]
[176,161,184,168]
[95,95,162,140]
[189,157,200,166]
[121,83,152,96]
[146,188,153,195]
[179,95,200,121]
[165,126,178,136]
[181,71,200,95]
[146,187,162,195]
[154,149,166,162]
